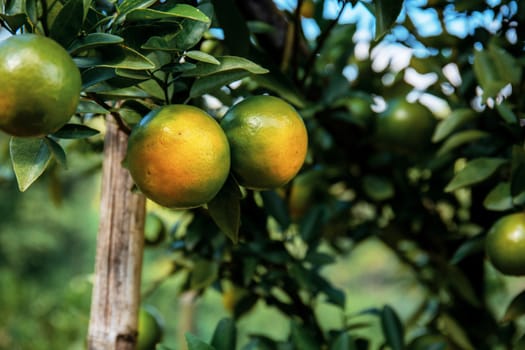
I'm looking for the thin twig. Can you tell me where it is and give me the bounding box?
[291,0,304,82]
[301,1,348,86]
[87,93,132,135]
[40,0,50,36]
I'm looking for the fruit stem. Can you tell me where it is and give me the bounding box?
[87,94,132,134]
[301,1,348,87]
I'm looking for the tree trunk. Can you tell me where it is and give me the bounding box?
[87,115,146,350]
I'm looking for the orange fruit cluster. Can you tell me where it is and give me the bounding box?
[126,96,308,209]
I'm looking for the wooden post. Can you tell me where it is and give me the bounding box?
[87,115,146,350]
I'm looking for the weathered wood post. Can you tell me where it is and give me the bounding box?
[87,115,146,349]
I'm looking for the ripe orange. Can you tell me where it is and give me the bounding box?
[0,34,81,137]
[375,98,435,154]
[137,306,163,350]
[126,105,230,209]
[486,212,525,276]
[221,96,308,190]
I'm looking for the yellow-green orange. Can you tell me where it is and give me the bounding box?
[126,105,230,209]
[300,0,315,18]
[375,98,435,154]
[221,96,308,190]
[0,34,81,137]
[137,307,163,350]
[486,212,525,276]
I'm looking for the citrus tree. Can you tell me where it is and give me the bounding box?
[1,0,525,349]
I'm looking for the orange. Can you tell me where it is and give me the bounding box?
[126,105,230,209]
[375,98,435,154]
[485,212,525,276]
[221,96,308,190]
[288,169,324,222]
[137,306,163,350]
[0,34,81,137]
[300,0,315,18]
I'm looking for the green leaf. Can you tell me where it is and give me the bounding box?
[323,283,346,308]
[85,85,151,99]
[81,67,117,89]
[190,259,219,290]
[502,290,525,323]
[50,0,85,47]
[299,205,324,243]
[243,336,280,350]
[118,108,143,127]
[69,33,124,55]
[51,124,100,139]
[0,13,28,32]
[362,175,394,201]
[483,182,513,211]
[290,320,322,350]
[3,0,37,25]
[141,18,209,51]
[211,0,250,56]
[331,332,357,350]
[252,73,307,109]
[446,265,481,307]
[374,0,404,40]
[115,68,150,80]
[437,314,474,350]
[436,130,490,157]
[190,70,251,98]
[210,318,237,350]
[515,334,525,350]
[488,42,522,86]
[183,56,268,77]
[76,99,110,114]
[260,191,291,230]
[444,157,507,192]
[45,137,67,168]
[473,49,507,99]
[288,264,317,293]
[450,235,485,264]
[207,176,242,244]
[496,101,518,124]
[432,109,477,142]
[10,137,53,192]
[186,50,220,65]
[76,45,156,70]
[117,0,157,15]
[185,333,215,350]
[510,146,525,204]
[126,4,210,23]
[380,305,404,350]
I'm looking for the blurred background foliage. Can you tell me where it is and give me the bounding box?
[1,0,525,349]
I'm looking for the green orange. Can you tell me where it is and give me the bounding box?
[126,105,230,209]
[137,306,163,350]
[221,96,308,190]
[0,34,81,137]
[375,98,435,154]
[486,212,525,276]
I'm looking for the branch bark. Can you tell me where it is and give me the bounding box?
[87,115,146,350]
